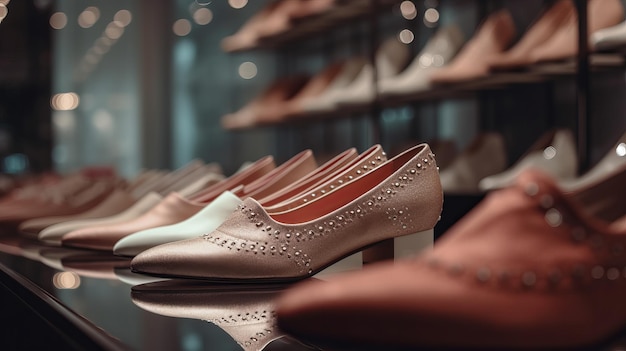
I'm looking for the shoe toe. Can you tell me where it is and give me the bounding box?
[62,228,121,251]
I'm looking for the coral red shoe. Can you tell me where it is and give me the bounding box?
[276,168,626,350]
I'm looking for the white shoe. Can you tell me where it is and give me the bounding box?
[311,37,410,111]
[560,131,626,191]
[379,25,465,96]
[113,191,243,257]
[479,129,578,191]
[439,133,507,194]
[300,57,367,115]
[114,267,169,286]
[38,192,164,245]
[592,20,626,51]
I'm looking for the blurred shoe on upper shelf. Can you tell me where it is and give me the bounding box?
[132,280,318,351]
[479,129,578,191]
[221,75,310,130]
[430,10,516,84]
[308,37,410,114]
[488,0,574,70]
[221,0,288,52]
[254,0,307,40]
[439,133,507,194]
[287,0,337,22]
[379,25,465,97]
[528,0,624,65]
[297,57,366,117]
[560,131,626,191]
[255,61,345,124]
[276,167,626,351]
[592,20,626,51]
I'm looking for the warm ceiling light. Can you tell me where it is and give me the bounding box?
[78,6,100,28]
[400,1,417,20]
[424,8,439,27]
[51,93,80,111]
[50,12,67,29]
[0,4,7,21]
[53,272,81,289]
[238,61,257,79]
[228,0,248,9]
[105,21,124,39]
[114,9,132,27]
[617,143,626,157]
[92,109,114,132]
[173,19,192,36]
[193,8,213,25]
[398,29,414,44]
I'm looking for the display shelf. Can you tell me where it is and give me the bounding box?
[222,53,626,131]
[0,233,286,351]
[225,0,401,53]
[2,231,626,350]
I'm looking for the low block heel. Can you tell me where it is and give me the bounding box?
[393,228,434,260]
[315,229,434,280]
[315,252,363,280]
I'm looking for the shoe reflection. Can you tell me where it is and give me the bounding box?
[58,252,131,280]
[113,267,169,286]
[131,280,320,351]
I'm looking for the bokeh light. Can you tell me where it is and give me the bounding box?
[173,19,192,36]
[78,6,99,28]
[400,1,417,20]
[193,8,213,25]
[50,12,67,29]
[229,0,248,9]
[238,62,257,79]
[398,29,414,44]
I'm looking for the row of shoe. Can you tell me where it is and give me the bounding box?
[4,136,626,349]
[14,141,626,351]
[221,0,373,53]
[429,0,625,84]
[442,129,626,194]
[0,143,441,281]
[221,0,625,130]
[0,160,224,235]
[221,36,416,129]
[6,128,625,257]
[2,127,613,266]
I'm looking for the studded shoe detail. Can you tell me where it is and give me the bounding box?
[130,144,442,282]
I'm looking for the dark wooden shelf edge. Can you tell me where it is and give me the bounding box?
[223,55,626,132]
[225,0,403,54]
[0,262,129,351]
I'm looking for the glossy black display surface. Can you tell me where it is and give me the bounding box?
[2,231,626,351]
[0,233,316,351]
